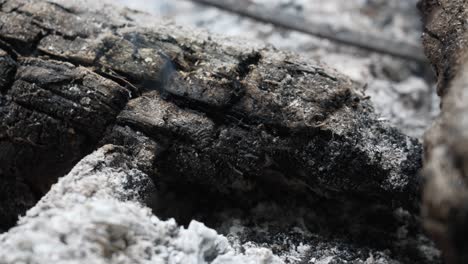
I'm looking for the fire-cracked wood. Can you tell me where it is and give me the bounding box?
[420,0,468,263]
[0,0,433,262]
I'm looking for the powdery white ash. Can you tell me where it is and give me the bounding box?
[0,146,281,264]
[218,216,403,264]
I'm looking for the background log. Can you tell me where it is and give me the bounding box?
[420,0,468,263]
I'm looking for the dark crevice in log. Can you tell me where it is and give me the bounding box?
[0,33,44,57]
[237,51,262,78]
[0,39,19,60]
[44,1,78,16]
[0,50,16,94]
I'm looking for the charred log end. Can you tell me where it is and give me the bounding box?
[0,56,132,229]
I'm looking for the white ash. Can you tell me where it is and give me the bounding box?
[216,212,403,263]
[0,146,281,264]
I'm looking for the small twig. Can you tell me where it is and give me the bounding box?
[189,0,427,63]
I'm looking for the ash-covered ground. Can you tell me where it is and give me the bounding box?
[115,0,438,139]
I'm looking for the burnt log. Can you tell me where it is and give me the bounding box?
[0,0,432,262]
[419,0,468,263]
